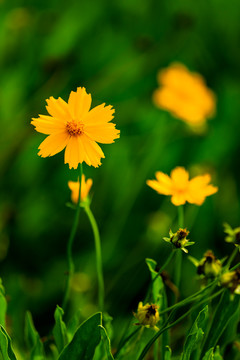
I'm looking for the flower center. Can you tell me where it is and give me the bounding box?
[66,121,84,136]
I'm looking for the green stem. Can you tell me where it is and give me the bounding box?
[174,206,184,291]
[225,247,239,270]
[84,205,104,312]
[159,279,217,316]
[62,163,83,311]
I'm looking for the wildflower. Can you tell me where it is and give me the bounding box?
[163,228,194,253]
[31,87,120,169]
[196,250,222,278]
[223,223,240,247]
[220,268,240,295]
[134,302,160,330]
[147,166,218,206]
[68,174,92,204]
[153,63,216,126]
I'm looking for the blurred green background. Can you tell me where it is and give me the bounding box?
[1,0,240,351]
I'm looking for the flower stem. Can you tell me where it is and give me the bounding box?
[225,246,239,270]
[84,205,104,312]
[62,163,83,311]
[174,206,184,291]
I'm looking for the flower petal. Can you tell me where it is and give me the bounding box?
[38,132,70,157]
[46,96,71,120]
[170,167,189,189]
[80,134,105,168]
[84,122,120,144]
[31,115,66,135]
[68,87,92,120]
[171,193,187,206]
[84,104,115,125]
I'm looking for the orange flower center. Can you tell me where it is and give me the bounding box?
[66,121,84,136]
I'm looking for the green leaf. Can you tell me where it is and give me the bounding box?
[202,348,214,360]
[99,326,114,360]
[164,346,172,360]
[58,313,102,360]
[145,258,164,305]
[53,306,68,353]
[0,325,17,360]
[24,312,45,360]
[202,290,240,354]
[67,309,81,341]
[0,280,7,328]
[181,306,208,360]
[214,346,223,360]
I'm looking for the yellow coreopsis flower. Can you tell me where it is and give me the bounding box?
[147,167,218,206]
[68,174,92,204]
[31,87,120,169]
[153,63,216,126]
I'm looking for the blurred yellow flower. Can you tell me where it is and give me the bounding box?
[31,87,120,169]
[147,167,218,206]
[134,302,160,330]
[68,174,92,204]
[153,63,216,126]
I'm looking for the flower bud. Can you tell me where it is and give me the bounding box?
[134,302,160,330]
[220,268,240,294]
[197,250,222,278]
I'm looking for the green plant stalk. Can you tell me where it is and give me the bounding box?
[174,205,184,291]
[137,288,225,360]
[84,205,104,312]
[62,163,83,311]
[159,279,217,316]
[225,246,239,270]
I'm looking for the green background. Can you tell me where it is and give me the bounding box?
[0,0,240,352]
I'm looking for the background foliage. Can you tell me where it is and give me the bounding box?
[1,0,240,355]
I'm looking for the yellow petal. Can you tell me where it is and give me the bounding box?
[170,167,189,189]
[31,115,66,135]
[38,132,70,157]
[84,123,120,144]
[46,97,71,120]
[80,134,105,167]
[84,104,115,125]
[171,193,187,206]
[68,87,92,120]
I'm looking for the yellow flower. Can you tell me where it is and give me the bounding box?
[134,302,160,330]
[147,167,218,206]
[68,174,92,204]
[31,87,120,168]
[153,63,216,126]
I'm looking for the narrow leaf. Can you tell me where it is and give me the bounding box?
[146,258,163,305]
[0,280,7,328]
[99,326,114,360]
[0,325,17,360]
[164,346,172,360]
[58,312,102,360]
[24,312,45,360]
[202,290,240,353]
[53,306,68,353]
[202,348,214,360]
[182,306,208,360]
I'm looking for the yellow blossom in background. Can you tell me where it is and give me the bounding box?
[153,63,216,126]
[147,167,218,206]
[134,302,160,330]
[31,87,120,169]
[68,174,92,204]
